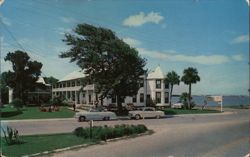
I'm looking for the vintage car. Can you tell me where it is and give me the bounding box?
[75,108,117,122]
[128,107,165,120]
[172,101,184,109]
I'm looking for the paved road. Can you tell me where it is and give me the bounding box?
[2,109,250,157]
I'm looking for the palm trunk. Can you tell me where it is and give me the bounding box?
[188,84,192,109]
[169,84,173,107]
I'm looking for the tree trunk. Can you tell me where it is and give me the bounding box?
[117,95,123,113]
[169,84,173,107]
[188,84,192,109]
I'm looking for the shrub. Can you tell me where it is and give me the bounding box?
[2,126,21,145]
[50,96,68,106]
[11,98,23,110]
[73,124,148,141]
[74,127,89,138]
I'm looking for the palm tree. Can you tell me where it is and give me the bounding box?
[181,67,200,109]
[164,71,180,107]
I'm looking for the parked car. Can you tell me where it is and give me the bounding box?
[172,101,184,109]
[128,107,165,120]
[75,108,117,122]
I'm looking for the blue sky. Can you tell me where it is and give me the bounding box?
[0,0,249,95]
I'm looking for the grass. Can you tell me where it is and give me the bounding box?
[1,133,99,157]
[1,105,75,120]
[2,124,148,157]
[162,108,220,115]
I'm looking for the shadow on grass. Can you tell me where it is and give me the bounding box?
[1,110,23,117]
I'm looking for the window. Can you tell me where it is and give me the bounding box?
[72,81,75,87]
[140,93,144,103]
[67,82,71,87]
[132,95,137,103]
[165,92,169,103]
[77,80,81,86]
[139,79,144,87]
[63,82,66,88]
[156,80,161,89]
[156,92,161,103]
[89,94,92,103]
[165,82,169,89]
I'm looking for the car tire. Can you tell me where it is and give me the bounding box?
[135,114,141,120]
[79,116,86,122]
[103,117,110,121]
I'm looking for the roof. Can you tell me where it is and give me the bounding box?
[59,70,85,82]
[37,77,46,84]
[147,66,165,79]
[37,77,51,86]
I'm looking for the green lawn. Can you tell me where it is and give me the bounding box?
[1,124,148,157]
[162,108,220,115]
[1,133,99,157]
[1,106,75,120]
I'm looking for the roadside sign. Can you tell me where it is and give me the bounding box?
[206,96,223,112]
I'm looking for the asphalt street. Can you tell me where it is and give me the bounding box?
[2,109,250,157]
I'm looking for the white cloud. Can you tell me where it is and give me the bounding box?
[0,15,11,26]
[0,0,5,6]
[60,17,76,23]
[123,37,141,46]
[231,54,243,61]
[56,27,72,35]
[232,34,249,44]
[122,11,164,27]
[246,0,250,6]
[137,48,230,65]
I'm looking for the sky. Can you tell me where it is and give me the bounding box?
[0,0,249,95]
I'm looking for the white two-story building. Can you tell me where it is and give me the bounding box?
[52,66,187,107]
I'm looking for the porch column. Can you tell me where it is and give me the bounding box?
[86,90,89,105]
[75,91,77,104]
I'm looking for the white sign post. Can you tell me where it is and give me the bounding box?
[206,96,223,112]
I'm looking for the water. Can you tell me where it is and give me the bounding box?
[171,95,249,107]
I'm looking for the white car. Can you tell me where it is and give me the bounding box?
[75,108,117,122]
[129,107,165,120]
[172,101,184,109]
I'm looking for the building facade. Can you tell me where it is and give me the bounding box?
[52,66,187,107]
[8,77,51,104]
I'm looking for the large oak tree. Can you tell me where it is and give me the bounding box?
[60,24,146,112]
[4,50,43,104]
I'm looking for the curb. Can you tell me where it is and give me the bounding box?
[172,111,234,117]
[19,130,153,157]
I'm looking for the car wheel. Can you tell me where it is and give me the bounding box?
[79,116,85,122]
[103,117,110,121]
[135,114,141,120]
[156,115,160,119]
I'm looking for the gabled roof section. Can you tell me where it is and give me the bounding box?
[37,77,51,86]
[37,77,46,84]
[59,70,85,82]
[147,66,165,79]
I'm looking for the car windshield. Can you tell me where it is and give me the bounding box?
[143,107,155,111]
